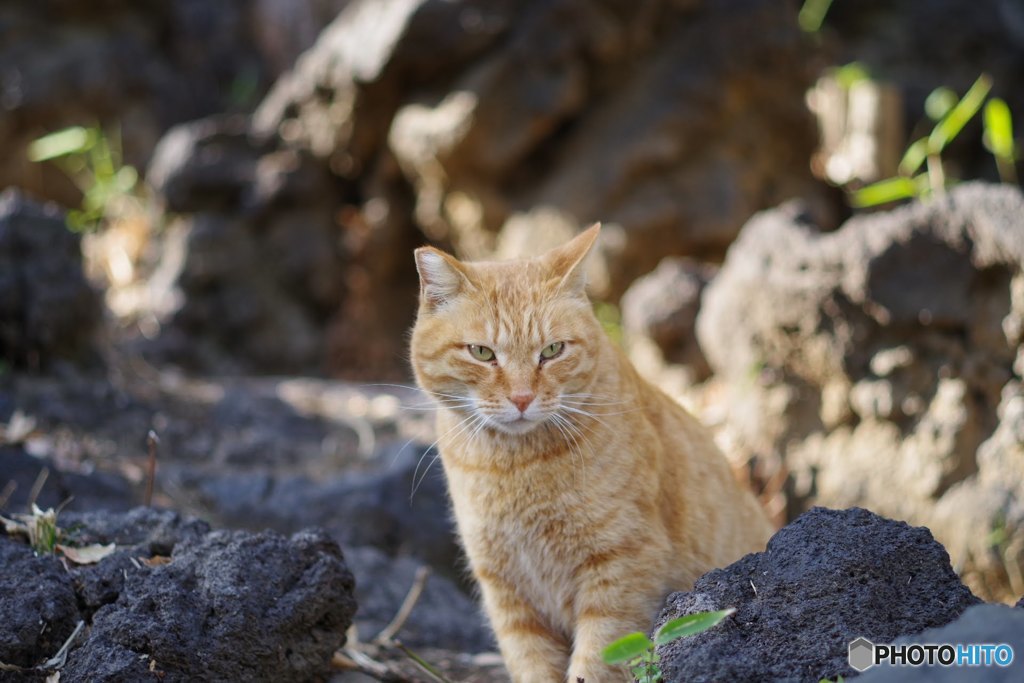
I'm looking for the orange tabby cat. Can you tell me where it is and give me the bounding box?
[410,225,773,683]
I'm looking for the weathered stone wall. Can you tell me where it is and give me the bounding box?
[695,183,1024,600]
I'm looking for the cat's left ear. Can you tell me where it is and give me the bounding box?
[414,246,473,309]
[544,223,600,296]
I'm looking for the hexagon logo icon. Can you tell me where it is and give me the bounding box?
[849,637,875,672]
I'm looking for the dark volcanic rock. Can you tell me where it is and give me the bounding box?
[0,508,356,682]
[60,508,212,613]
[858,604,1024,682]
[0,190,101,369]
[64,526,356,682]
[655,507,981,683]
[0,539,81,669]
[186,443,461,581]
[60,507,210,553]
[1,447,137,514]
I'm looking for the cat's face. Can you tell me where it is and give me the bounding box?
[411,226,604,436]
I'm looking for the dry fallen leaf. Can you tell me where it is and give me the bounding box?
[140,555,172,567]
[0,514,28,535]
[0,410,37,445]
[57,543,116,564]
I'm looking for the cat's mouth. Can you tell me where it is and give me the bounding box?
[489,414,544,435]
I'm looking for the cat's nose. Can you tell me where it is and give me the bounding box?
[509,392,535,414]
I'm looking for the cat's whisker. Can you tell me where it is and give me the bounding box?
[560,402,635,412]
[358,382,478,415]
[547,414,576,484]
[547,416,578,489]
[401,400,476,412]
[560,392,631,404]
[557,410,598,444]
[361,382,465,400]
[361,382,423,391]
[464,412,491,453]
[410,449,443,500]
[557,406,605,462]
[559,404,641,420]
[388,398,476,471]
[559,396,627,403]
[559,398,634,407]
[564,417,593,490]
[549,412,588,490]
[410,411,482,500]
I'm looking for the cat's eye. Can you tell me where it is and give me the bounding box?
[540,342,565,360]
[468,345,495,362]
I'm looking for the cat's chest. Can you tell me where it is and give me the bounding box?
[463,491,584,624]
[447,464,598,613]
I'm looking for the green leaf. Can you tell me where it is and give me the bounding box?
[602,632,654,664]
[928,74,992,153]
[983,97,1015,160]
[27,126,95,161]
[114,165,139,193]
[924,87,957,122]
[654,608,736,646]
[850,177,919,208]
[898,138,929,177]
[798,0,833,33]
[834,62,870,90]
[914,172,933,198]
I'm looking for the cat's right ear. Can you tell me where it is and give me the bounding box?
[414,247,472,309]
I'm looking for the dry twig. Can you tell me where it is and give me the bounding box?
[27,467,49,508]
[333,564,453,683]
[374,566,431,645]
[144,430,159,506]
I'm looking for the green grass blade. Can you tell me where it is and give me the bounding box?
[834,62,869,90]
[928,74,992,153]
[27,126,95,161]
[898,137,929,177]
[983,97,1015,160]
[798,0,833,33]
[924,87,957,122]
[602,632,653,664]
[654,608,736,646]
[851,177,918,208]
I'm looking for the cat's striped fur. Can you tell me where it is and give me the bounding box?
[410,225,773,682]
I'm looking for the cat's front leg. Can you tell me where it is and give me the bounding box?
[476,567,571,683]
[567,565,664,683]
[567,613,637,683]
